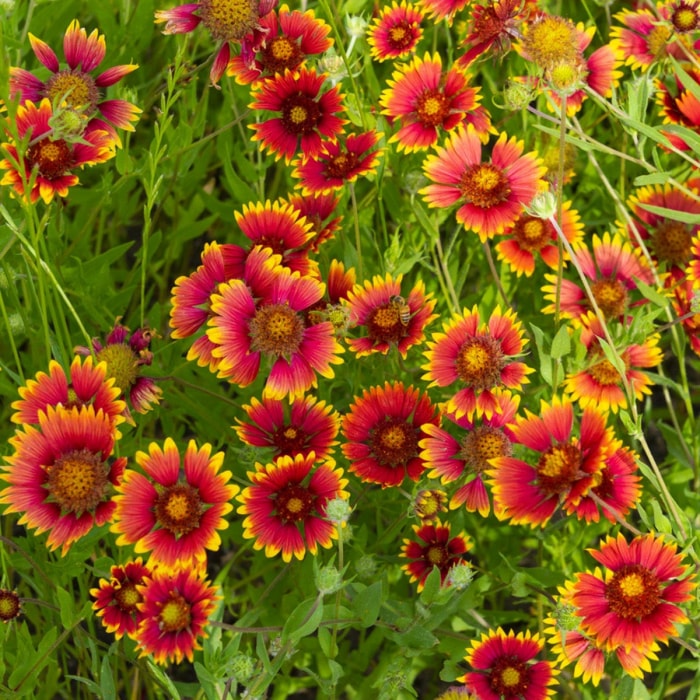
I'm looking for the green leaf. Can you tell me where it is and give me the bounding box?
[56,586,75,630]
[394,625,439,650]
[146,660,181,699]
[100,655,116,700]
[353,581,383,627]
[650,500,673,534]
[613,675,652,700]
[550,324,571,360]
[419,566,441,607]
[282,596,323,643]
[530,324,552,387]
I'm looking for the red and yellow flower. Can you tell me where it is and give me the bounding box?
[495,199,584,277]
[420,392,519,516]
[134,567,219,664]
[234,394,340,462]
[367,1,424,62]
[542,231,654,324]
[571,533,696,652]
[90,558,151,640]
[155,0,278,83]
[422,306,532,420]
[285,191,342,252]
[291,129,383,195]
[380,53,484,152]
[341,381,438,487]
[237,452,348,562]
[226,4,332,84]
[345,273,437,359]
[0,405,125,554]
[207,259,344,399]
[111,439,237,571]
[249,67,346,163]
[11,355,124,430]
[627,183,700,272]
[462,628,558,700]
[421,125,545,241]
[562,314,662,413]
[418,0,470,23]
[1,99,116,204]
[487,397,614,527]
[401,519,472,591]
[9,20,140,135]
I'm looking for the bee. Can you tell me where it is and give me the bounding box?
[391,295,411,326]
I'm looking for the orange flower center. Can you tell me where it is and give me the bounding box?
[370,418,419,466]
[272,424,308,456]
[490,656,529,695]
[588,357,622,386]
[426,543,448,566]
[522,15,580,71]
[459,163,512,209]
[96,343,139,394]
[47,448,109,514]
[591,278,628,318]
[456,335,505,391]
[114,581,142,613]
[324,150,359,179]
[536,442,581,495]
[262,36,303,74]
[367,301,406,344]
[281,95,321,134]
[199,0,260,41]
[671,3,700,33]
[647,25,672,58]
[652,220,693,266]
[274,484,314,522]
[0,590,21,622]
[158,593,192,633]
[26,137,74,179]
[460,425,512,473]
[45,70,99,113]
[249,303,305,356]
[416,89,449,127]
[606,564,661,619]
[512,215,552,252]
[154,483,204,537]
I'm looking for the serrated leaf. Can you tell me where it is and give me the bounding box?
[354,581,383,627]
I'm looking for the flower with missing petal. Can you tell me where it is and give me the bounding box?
[134,567,219,664]
[0,405,125,554]
[237,452,348,562]
[111,439,238,571]
[420,392,519,516]
[10,20,140,136]
[422,305,532,420]
[420,125,544,241]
